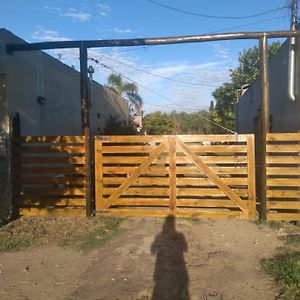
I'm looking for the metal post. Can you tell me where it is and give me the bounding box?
[80,43,93,217]
[259,35,269,220]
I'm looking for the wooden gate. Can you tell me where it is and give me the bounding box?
[95,134,256,219]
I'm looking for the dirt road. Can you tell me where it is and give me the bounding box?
[0,217,282,300]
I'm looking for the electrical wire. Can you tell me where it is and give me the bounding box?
[97,62,234,133]
[100,54,219,87]
[148,0,289,20]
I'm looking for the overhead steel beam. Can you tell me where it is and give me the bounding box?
[7,30,300,53]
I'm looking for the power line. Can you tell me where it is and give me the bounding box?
[97,62,234,133]
[100,54,219,88]
[148,0,289,20]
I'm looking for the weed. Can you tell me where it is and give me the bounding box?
[0,237,34,253]
[261,252,300,299]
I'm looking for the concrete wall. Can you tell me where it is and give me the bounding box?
[0,28,129,136]
[236,38,300,133]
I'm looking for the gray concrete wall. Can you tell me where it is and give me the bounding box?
[0,28,129,136]
[236,39,300,133]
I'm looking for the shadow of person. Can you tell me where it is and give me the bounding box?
[151,215,190,300]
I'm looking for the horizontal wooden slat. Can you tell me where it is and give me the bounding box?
[177,199,238,208]
[267,133,300,141]
[267,178,300,187]
[267,167,300,175]
[267,144,300,153]
[102,145,156,153]
[13,146,85,153]
[177,188,247,197]
[267,212,300,221]
[14,136,85,143]
[13,167,86,174]
[96,135,166,142]
[175,209,244,219]
[267,201,300,209]
[187,145,247,153]
[177,135,248,142]
[13,177,86,185]
[18,198,86,206]
[267,190,300,198]
[19,207,85,216]
[13,156,85,164]
[103,155,248,164]
[15,188,85,196]
[103,187,169,196]
[266,156,300,164]
[102,177,247,186]
[113,198,169,206]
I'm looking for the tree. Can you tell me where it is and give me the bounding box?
[143,111,174,135]
[107,73,143,116]
[211,42,282,133]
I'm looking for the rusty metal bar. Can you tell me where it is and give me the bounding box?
[259,34,270,220]
[7,30,300,53]
[79,44,93,217]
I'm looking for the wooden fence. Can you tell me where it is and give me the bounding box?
[266,133,300,221]
[12,136,86,216]
[95,135,256,219]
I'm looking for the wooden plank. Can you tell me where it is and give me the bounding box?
[19,207,86,217]
[177,135,248,142]
[102,145,156,153]
[177,188,248,197]
[267,201,300,209]
[103,166,169,175]
[13,167,86,174]
[15,188,85,196]
[266,156,300,164]
[267,144,300,153]
[102,155,248,164]
[187,145,247,153]
[177,199,237,208]
[113,198,169,206]
[176,167,248,175]
[267,212,300,221]
[247,135,256,220]
[103,177,170,185]
[267,190,300,198]
[267,178,300,187]
[103,187,169,196]
[266,167,300,175]
[13,177,86,185]
[176,138,247,211]
[104,140,168,208]
[96,135,166,142]
[168,136,177,214]
[13,146,85,154]
[14,136,85,143]
[18,198,86,206]
[98,208,170,217]
[95,140,104,211]
[267,133,300,141]
[13,156,85,164]
[176,209,243,219]
[176,177,247,186]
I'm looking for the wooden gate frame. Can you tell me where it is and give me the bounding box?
[95,135,256,220]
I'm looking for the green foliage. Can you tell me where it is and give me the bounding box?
[262,252,300,299]
[143,110,212,135]
[211,42,282,132]
[101,115,138,135]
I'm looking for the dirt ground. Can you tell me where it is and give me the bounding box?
[0,216,292,300]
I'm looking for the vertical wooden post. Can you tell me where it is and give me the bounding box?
[80,43,93,217]
[259,35,270,220]
[168,136,177,215]
[94,139,104,211]
[247,135,256,220]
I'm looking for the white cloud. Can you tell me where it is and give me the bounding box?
[113,27,134,34]
[212,43,231,60]
[97,2,111,16]
[30,27,71,42]
[43,6,62,12]
[60,8,91,22]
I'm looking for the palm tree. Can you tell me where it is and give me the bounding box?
[107,73,143,115]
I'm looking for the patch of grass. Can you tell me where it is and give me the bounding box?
[281,234,300,247]
[0,236,35,253]
[262,252,300,299]
[60,217,124,253]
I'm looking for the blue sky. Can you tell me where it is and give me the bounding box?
[1,0,292,114]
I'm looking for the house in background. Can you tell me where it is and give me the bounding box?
[236,36,300,134]
[0,28,129,137]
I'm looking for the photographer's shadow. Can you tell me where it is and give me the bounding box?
[151,215,190,300]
